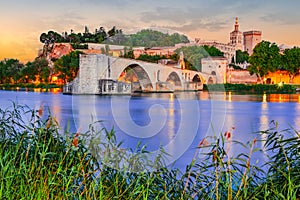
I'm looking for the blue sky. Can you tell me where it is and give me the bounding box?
[0,0,299,61]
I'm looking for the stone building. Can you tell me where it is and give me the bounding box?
[201,57,228,84]
[230,17,243,51]
[243,31,262,55]
[195,39,236,63]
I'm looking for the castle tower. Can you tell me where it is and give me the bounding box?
[230,17,243,51]
[243,31,262,55]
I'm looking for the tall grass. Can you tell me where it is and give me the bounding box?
[0,103,300,199]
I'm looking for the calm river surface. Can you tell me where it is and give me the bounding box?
[1,90,300,169]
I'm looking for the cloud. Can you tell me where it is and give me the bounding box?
[158,19,228,34]
[139,7,189,24]
[138,6,229,33]
[260,13,300,25]
[37,11,87,33]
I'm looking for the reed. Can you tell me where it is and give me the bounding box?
[0,103,299,199]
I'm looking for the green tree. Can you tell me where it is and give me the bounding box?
[282,47,300,83]
[137,54,166,63]
[248,41,281,82]
[202,45,224,57]
[174,45,223,71]
[123,47,134,59]
[0,59,24,83]
[125,29,189,47]
[54,51,83,83]
[108,26,116,37]
[33,58,49,82]
[235,50,249,64]
[20,61,37,83]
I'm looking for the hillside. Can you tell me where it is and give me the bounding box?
[39,27,190,48]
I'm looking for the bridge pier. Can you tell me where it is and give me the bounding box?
[64,54,205,95]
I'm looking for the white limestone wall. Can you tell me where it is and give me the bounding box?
[75,54,206,94]
[77,54,99,94]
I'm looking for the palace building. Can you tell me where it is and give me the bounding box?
[243,31,262,55]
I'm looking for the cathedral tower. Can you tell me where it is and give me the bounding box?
[230,17,243,51]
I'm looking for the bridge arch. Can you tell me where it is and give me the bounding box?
[118,63,153,92]
[166,71,182,87]
[192,74,201,83]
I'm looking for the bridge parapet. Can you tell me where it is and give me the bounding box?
[66,54,207,95]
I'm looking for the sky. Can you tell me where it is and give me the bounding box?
[0,0,300,62]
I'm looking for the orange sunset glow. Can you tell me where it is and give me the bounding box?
[0,1,300,63]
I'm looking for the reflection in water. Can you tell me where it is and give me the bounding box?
[1,90,300,170]
[168,93,175,140]
[269,93,298,102]
[228,91,232,102]
[260,101,269,160]
[167,93,176,153]
[294,103,300,134]
[74,95,98,132]
[263,93,267,103]
[50,94,62,126]
[260,102,269,131]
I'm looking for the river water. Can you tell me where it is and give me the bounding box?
[1,90,300,170]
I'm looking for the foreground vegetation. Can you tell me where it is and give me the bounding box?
[1,104,300,199]
[0,83,61,90]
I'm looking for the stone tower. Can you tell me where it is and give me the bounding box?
[230,17,243,51]
[243,31,262,55]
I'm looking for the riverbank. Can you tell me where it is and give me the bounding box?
[204,83,297,93]
[0,104,299,199]
[0,83,62,92]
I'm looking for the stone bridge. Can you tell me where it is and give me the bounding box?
[68,54,215,94]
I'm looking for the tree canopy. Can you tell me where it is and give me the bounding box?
[106,29,189,47]
[0,58,50,84]
[54,51,83,83]
[235,50,249,64]
[248,41,281,82]
[39,26,122,45]
[282,47,300,83]
[174,45,224,71]
[0,59,24,84]
[39,28,190,48]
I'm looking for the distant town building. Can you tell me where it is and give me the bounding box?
[194,39,235,64]
[201,57,228,84]
[230,17,243,51]
[278,44,293,54]
[196,17,263,62]
[243,31,262,55]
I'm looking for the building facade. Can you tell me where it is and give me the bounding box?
[243,31,262,55]
[195,39,236,63]
[201,57,228,84]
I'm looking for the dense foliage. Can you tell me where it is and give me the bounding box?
[0,51,83,85]
[0,58,50,84]
[247,41,300,84]
[54,51,83,84]
[174,45,224,71]
[204,83,295,93]
[40,26,122,45]
[248,41,281,81]
[39,28,190,48]
[105,29,190,47]
[1,104,300,199]
[137,54,167,63]
[235,50,249,64]
[0,59,24,84]
[282,47,300,83]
